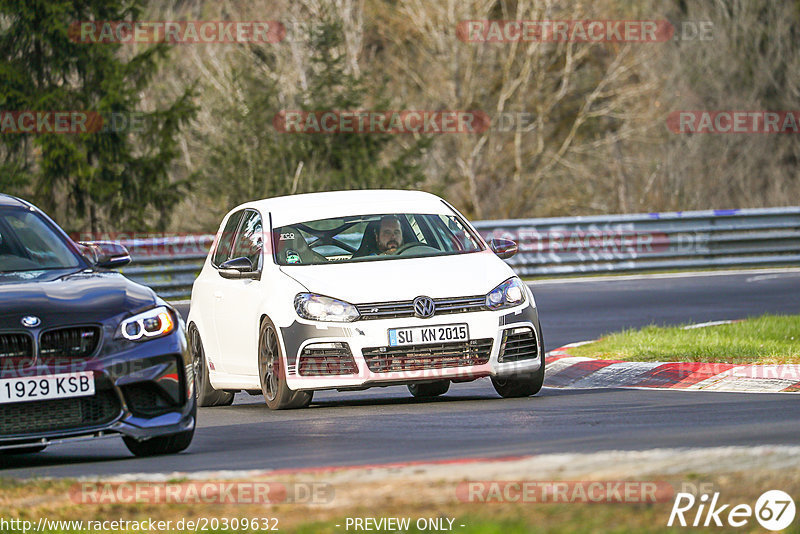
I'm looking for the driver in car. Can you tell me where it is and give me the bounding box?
[375,215,404,255]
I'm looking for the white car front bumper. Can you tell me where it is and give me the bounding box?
[281,303,543,391]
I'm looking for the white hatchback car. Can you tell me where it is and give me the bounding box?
[188,190,544,409]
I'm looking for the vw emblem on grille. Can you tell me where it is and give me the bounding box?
[413,296,435,319]
[20,315,41,328]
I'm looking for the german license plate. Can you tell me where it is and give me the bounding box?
[0,372,95,404]
[388,324,469,347]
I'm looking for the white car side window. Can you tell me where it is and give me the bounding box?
[230,210,263,269]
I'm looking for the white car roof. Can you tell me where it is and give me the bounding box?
[233,190,457,227]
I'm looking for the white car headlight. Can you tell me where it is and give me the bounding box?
[120,306,176,341]
[294,293,360,322]
[486,277,527,310]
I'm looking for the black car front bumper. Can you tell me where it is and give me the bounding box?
[0,325,195,451]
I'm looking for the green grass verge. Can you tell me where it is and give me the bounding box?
[5,472,800,534]
[567,314,800,364]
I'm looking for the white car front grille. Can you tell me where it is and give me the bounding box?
[355,295,486,320]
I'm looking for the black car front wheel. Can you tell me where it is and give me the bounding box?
[123,429,194,457]
[123,397,196,457]
[189,325,234,407]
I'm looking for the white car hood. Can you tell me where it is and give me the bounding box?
[280,250,516,303]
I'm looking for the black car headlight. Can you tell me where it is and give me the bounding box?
[295,293,360,322]
[119,306,176,341]
[486,277,527,310]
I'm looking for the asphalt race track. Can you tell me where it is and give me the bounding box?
[3,269,799,478]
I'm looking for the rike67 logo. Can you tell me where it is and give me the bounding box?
[668,490,796,531]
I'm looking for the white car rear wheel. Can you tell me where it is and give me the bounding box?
[189,325,234,407]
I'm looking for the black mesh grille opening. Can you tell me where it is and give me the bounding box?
[39,326,101,360]
[499,327,539,362]
[0,333,34,367]
[298,343,358,376]
[362,339,493,372]
[0,389,120,437]
[356,296,487,320]
[121,383,176,416]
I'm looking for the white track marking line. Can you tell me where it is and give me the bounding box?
[681,320,736,330]
[746,272,800,282]
[528,267,800,285]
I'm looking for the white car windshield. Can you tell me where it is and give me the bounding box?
[273,213,483,266]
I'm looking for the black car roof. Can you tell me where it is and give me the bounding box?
[0,194,29,208]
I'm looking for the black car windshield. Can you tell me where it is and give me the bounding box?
[0,207,82,273]
[273,213,484,266]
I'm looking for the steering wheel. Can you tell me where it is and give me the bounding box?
[394,242,441,256]
[392,242,426,254]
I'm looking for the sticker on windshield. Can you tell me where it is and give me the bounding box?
[285,250,301,264]
[280,232,295,241]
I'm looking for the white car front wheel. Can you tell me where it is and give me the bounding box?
[259,317,313,410]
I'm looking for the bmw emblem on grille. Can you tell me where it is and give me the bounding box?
[413,296,435,319]
[20,315,41,328]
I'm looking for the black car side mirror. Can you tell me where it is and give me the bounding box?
[489,238,518,260]
[219,257,260,280]
[79,241,131,268]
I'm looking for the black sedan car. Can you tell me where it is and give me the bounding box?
[0,194,195,456]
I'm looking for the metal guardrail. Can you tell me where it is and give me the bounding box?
[473,206,800,277]
[118,207,800,299]
[118,235,214,300]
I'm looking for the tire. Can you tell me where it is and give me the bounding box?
[123,429,194,457]
[492,328,546,398]
[408,380,450,398]
[123,398,196,457]
[259,317,312,410]
[189,325,234,407]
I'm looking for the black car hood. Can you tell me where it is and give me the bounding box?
[0,269,156,329]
